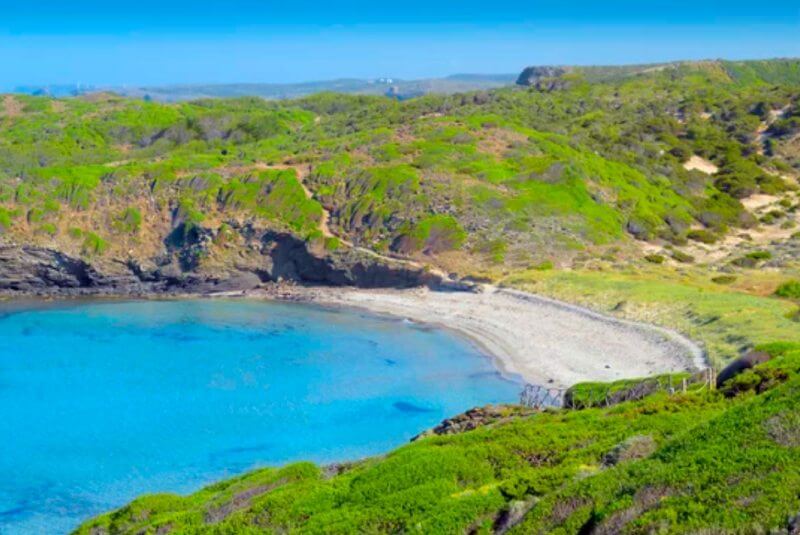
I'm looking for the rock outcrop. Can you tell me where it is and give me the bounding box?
[516,66,572,91]
[412,405,535,441]
[0,224,444,296]
[716,350,772,388]
[0,246,111,292]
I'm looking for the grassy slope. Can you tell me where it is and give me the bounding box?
[503,267,800,366]
[77,344,800,534]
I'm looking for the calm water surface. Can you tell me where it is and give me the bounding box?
[0,299,519,534]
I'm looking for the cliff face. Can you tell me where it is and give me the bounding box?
[0,225,442,296]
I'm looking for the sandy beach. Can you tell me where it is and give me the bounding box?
[248,285,706,388]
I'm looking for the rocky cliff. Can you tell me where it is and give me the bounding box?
[0,224,443,296]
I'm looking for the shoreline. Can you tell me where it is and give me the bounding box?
[243,284,706,388]
[1,283,707,388]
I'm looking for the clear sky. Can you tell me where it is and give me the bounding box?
[2,0,799,89]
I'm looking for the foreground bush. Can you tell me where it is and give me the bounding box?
[776,280,800,300]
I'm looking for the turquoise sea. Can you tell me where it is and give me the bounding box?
[0,299,519,533]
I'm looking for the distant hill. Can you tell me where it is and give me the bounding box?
[13,73,516,102]
[517,58,800,87]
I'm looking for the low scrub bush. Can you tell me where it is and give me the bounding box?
[711,274,737,285]
[687,229,718,244]
[81,232,108,256]
[671,250,695,263]
[776,280,800,300]
[644,254,666,264]
[732,250,772,267]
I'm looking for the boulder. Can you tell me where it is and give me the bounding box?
[716,351,772,388]
[516,66,569,86]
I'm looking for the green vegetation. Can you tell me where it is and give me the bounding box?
[776,280,800,300]
[732,250,773,267]
[1,59,798,269]
[78,343,800,533]
[643,254,665,264]
[398,214,466,254]
[79,231,108,256]
[0,206,14,229]
[115,207,143,234]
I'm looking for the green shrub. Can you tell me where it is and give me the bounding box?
[324,237,341,251]
[747,250,772,260]
[395,215,466,254]
[711,274,737,285]
[644,254,666,264]
[81,232,108,256]
[719,367,789,398]
[37,223,57,236]
[474,239,508,264]
[115,207,143,234]
[732,250,772,267]
[687,229,718,244]
[760,210,784,224]
[671,250,695,263]
[776,280,800,300]
[0,207,13,229]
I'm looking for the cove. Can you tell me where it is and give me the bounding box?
[0,299,519,534]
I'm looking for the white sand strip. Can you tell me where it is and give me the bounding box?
[683,155,718,174]
[251,285,705,388]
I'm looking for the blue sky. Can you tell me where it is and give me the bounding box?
[1,1,799,89]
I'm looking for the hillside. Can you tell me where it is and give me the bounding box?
[13,74,517,102]
[517,58,800,86]
[1,58,799,296]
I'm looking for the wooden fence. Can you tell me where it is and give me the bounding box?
[520,368,717,410]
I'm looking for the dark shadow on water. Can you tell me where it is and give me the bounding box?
[0,481,100,526]
[0,504,29,522]
[393,401,436,413]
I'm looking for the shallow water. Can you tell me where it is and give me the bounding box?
[0,299,519,534]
